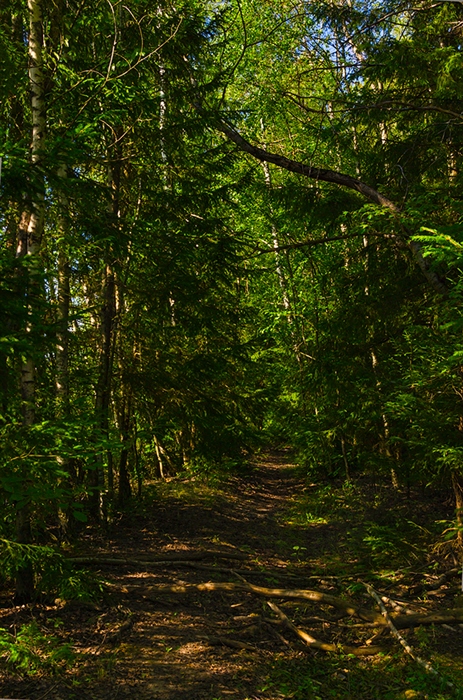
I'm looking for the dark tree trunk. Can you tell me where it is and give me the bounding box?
[451,471,463,546]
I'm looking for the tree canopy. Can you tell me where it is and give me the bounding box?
[1,0,463,600]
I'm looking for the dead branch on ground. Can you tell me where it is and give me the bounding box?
[128,580,463,631]
[364,583,454,689]
[266,601,384,656]
[206,635,258,651]
[69,550,248,565]
[129,580,382,621]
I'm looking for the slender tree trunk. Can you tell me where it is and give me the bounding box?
[364,234,399,488]
[91,262,116,520]
[56,166,70,413]
[117,394,133,506]
[154,436,166,479]
[55,165,80,537]
[260,123,310,413]
[341,436,350,481]
[261,159,291,313]
[451,471,463,547]
[15,0,46,603]
[90,134,122,520]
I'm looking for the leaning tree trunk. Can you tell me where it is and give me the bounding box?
[15,0,46,603]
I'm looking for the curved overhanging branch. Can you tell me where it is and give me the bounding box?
[221,121,396,209]
[219,120,448,295]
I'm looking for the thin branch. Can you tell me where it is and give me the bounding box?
[206,635,258,651]
[364,583,455,689]
[226,0,248,79]
[105,0,119,81]
[110,17,183,80]
[254,232,384,256]
[266,600,384,656]
[354,100,463,121]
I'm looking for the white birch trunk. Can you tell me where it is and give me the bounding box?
[15,0,46,603]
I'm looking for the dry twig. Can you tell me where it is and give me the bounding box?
[122,579,463,630]
[206,635,257,651]
[364,582,454,689]
[266,601,384,656]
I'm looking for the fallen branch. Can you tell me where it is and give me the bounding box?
[131,580,384,623]
[73,555,301,580]
[393,609,463,629]
[266,601,384,656]
[68,552,248,573]
[409,568,460,595]
[69,550,248,564]
[364,583,454,689]
[115,578,463,632]
[206,635,257,652]
[262,619,292,646]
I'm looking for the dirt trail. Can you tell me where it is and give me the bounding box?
[1,451,314,700]
[147,450,304,558]
[3,452,462,699]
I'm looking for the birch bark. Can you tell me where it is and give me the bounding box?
[15,0,46,603]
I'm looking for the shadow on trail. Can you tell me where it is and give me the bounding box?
[0,452,374,700]
[143,452,339,565]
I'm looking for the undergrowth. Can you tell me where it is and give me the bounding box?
[269,474,462,699]
[0,538,105,602]
[0,620,74,676]
[260,653,463,700]
[281,479,448,571]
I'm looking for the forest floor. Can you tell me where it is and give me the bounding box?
[1,450,463,699]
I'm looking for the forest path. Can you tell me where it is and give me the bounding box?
[3,452,461,700]
[88,450,311,700]
[3,450,325,700]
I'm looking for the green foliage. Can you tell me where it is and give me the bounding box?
[2,0,463,603]
[261,653,463,700]
[0,621,74,676]
[0,539,60,582]
[0,539,103,602]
